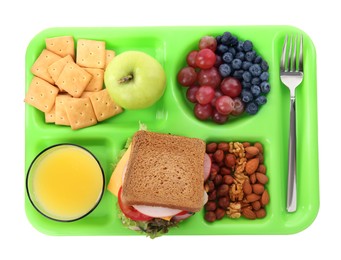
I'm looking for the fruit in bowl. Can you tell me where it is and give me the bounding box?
[104,51,166,110]
[177,32,271,124]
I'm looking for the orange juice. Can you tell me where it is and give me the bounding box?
[27,144,104,221]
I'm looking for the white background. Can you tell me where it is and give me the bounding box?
[1,0,338,259]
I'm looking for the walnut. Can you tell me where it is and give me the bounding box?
[229,142,245,158]
[229,183,244,201]
[226,202,241,218]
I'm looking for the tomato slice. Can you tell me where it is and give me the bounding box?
[118,187,153,222]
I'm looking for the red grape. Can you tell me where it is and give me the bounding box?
[197,67,222,88]
[195,49,216,69]
[215,96,235,115]
[231,97,245,116]
[210,89,223,107]
[212,109,229,124]
[195,86,215,105]
[194,103,213,120]
[177,67,197,86]
[220,77,242,98]
[214,55,222,68]
[186,50,198,67]
[186,86,199,103]
[199,36,217,51]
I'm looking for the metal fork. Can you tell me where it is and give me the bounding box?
[280,35,303,212]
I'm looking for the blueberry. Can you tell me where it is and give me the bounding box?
[260,71,269,81]
[260,81,271,93]
[243,40,253,52]
[261,60,269,71]
[219,64,232,77]
[245,51,256,62]
[235,52,245,60]
[222,52,234,63]
[251,85,261,97]
[216,35,222,44]
[246,102,259,115]
[251,77,261,85]
[217,44,229,54]
[233,69,244,79]
[228,47,236,56]
[221,32,232,45]
[242,82,252,89]
[249,64,262,76]
[236,41,244,51]
[232,59,242,69]
[255,95,267,105]
[242,71,252,83]
[241,90,253,103]
[254,56,263,64]
[242,61,252,70]
[229,36,238,46]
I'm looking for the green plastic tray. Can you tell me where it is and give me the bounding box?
[25,26,319,235]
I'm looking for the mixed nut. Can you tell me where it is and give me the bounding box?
[204,141,269,222]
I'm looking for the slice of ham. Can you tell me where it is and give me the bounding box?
[204,153,211,181]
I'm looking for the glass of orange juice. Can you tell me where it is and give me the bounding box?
[26,144,105,222]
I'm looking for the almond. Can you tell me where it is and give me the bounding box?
[245,146,260,156]
[246,193,261,203]
[245,158,259,175]
[242,208,256,220]
[256,172,269,185]
[250,173,257,184]
[257,164,266,174]
[251,200,261,210]
[243,181,252,195]
[252,183,265,195]
[261,190,270,206]
[255,208,266,218]
[254,142,263,153]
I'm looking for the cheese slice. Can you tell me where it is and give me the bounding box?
[107,144,132,196]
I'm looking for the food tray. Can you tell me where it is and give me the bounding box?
[25,26,319,235]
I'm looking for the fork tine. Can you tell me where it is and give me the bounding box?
[287,35,293,72]
[280,35,288,72]
[291,35,297,72]
[299,34,303,72]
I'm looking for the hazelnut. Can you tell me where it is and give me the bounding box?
[204,211,216,222]
[218,196,230,209]
[206,142,217,153]
[220,167,231,175]
[208,190,217,201]
[205,201,217,211]
[213,149,224,163]
[214,174,223,186]
[217,184,229,197]
[223,175,234,185]
[224,153,236,169]
[218,142,229,151]
[215,208,225,219]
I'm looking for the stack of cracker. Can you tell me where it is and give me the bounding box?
[25,36,122,130]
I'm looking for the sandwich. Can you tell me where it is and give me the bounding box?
[107,130,210,238]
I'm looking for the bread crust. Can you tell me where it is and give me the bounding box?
[122,131,205,212]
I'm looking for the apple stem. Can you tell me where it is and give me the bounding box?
[118,74,133,83]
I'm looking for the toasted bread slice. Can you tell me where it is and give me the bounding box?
[122,131,205,212]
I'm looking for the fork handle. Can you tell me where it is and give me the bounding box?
[287,97,297,212]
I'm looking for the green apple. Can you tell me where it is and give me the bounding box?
[104,51,166,109]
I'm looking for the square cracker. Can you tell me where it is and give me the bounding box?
[105,50,115,68]
[87,89,123,122]
[55,61,92,98]
[45,36,75,59]
[64,97,97,130]
[76,39,106,69]
[31,49,61,84]
[84,68,104,92]
[55,94,72,125]
[47,55,74,84]
[45,106,55,123]
[24,77,59,113]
